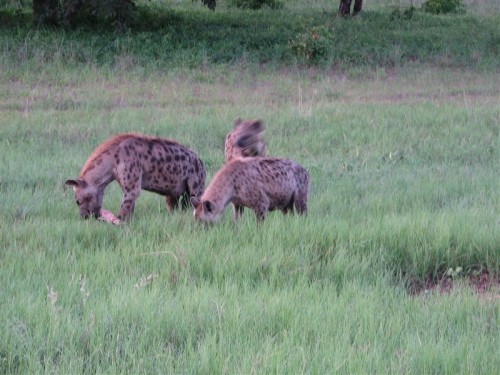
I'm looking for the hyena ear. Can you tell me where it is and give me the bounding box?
[248,119,264,133]
[203,200,215,213]
[190,197,201,208]
[65,179,87,188]
[233,118,243,128]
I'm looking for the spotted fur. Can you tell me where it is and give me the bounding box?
[191,157,309,223]
[65,133,205,221]
[224,118,267,218]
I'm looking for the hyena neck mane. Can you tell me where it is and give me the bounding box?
[202,161,243,211]
[79,134,133,188]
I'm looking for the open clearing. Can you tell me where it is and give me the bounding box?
[0,1,499,373]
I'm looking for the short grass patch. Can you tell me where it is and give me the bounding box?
[1,63,498,373]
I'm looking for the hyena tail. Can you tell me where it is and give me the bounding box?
[294,166,310,215]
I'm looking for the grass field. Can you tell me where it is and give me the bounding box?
[0,1,499,373]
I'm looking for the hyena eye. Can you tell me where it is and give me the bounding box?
[76,200,81,206]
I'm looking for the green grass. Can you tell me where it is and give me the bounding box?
[1,0,499,69]
[0,1,499,373]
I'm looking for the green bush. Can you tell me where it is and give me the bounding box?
[422,0,464,14]
[289,26,333,65]
[32,0,136,26]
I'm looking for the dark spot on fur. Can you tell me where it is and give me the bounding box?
[166,156,172,162]
[174,155,180,162]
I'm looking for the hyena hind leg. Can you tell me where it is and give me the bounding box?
[294,192,308,215]
[180,192,192,210]
[166,195,180,211]
[281,196,295,215]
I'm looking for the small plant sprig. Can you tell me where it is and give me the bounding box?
[422,0,465,15]
[445,266,463,279]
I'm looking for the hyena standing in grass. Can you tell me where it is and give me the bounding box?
[65,133,205,221]
[191,157,309,223]
[224,118,267,218]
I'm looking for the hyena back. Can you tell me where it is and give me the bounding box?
[65,133,205,221]
[191,157,309,223]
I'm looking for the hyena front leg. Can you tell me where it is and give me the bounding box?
[252,194,270,222]
[253,207,268,222]
[118,188,141,220]
[232,204,244,221]
[116,166,142,221]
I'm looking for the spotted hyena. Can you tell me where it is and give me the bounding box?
[65,133,205,221]
[224,118,267,218]
[190,157,309,223]
[224,119,266,162]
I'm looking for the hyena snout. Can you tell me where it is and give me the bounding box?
[79,206,101,220]
[76,197,102,219]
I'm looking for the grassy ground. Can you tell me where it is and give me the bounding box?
[0,1,499,374]
[1,0,499,69]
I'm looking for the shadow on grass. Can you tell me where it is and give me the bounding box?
[1,6,499,68]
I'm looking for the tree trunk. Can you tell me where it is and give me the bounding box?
[353,0,363,15]
[338,0,352,16]
[338,0,363,16]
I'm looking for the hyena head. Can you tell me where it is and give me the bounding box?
[64,179,103,219]
[225,119,266,162]
[190,197,221,224]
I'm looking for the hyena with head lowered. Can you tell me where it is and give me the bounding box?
[224,119,266,162]
[191,157,309,223]
[65,133,205,221]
